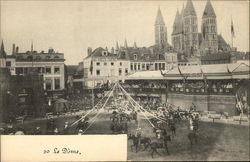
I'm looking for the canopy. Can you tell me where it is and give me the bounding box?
[125,63,250,80]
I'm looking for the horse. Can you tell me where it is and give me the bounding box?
[128,134,151,152]
[128,134,140,153]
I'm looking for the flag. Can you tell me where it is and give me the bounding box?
[89,59,93,74]
[231,19,235,38]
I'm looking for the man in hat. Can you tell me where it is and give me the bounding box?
[34,126,42,135]
[135,127,142,144]
[63,121,69,135]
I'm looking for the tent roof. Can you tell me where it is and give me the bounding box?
[125,63,249,80]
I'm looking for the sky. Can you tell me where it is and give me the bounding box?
[0,0,249,65]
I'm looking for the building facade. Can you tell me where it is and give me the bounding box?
[1,43,65,92]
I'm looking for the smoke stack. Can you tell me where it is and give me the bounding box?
[87,47,92,56]
[15,46,19,53]
[12,44,16,55]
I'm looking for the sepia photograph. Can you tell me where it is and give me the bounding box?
[0,0,249,161]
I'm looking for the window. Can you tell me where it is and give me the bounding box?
[111,62,114,66]
[134,63,137,71]
[96,70,100,76]
[38,67,45,73]
[138,64,140,70]
[125,68,128,75]
[45,78,52,90]
[155,63,158,70]
[104,62,107,66]
[54,67,60,74]
[45,67,51,74]
[102,51,108,56]
[130,63,133,70]
[45,56,51,59]
[96,62,100,66]
[119,68,122,76]
[120,62,122,66]
[142,63,145,70]
[146,64,150,70]
[134,54,137,60]
[6,61,11,67]
[27,56,33,60]
[54,78,60,90]
[162,63,165,70]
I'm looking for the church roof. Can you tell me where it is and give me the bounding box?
[184,0,196,16]
[155,8,165,25]
[202,0,216,18]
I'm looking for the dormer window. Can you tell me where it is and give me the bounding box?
[134,54,137,60]
[102,51,108,56]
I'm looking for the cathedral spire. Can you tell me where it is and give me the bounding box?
[115,41,119,50]
[1,40,4,51]
[155,7,165,25]
[184,0,196,16]
[133,42,137,48]
[172,9,180,35]
[0,40,7,58]
[202,0,216,18]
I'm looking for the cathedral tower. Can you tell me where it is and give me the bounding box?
[172,7,185,52]
[155,7,168,50]
[201,0,218,54]
[183,0,198,57]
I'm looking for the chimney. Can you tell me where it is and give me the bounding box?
[87,47,92,56]
[12,44,16,55]
[15,46,19,53]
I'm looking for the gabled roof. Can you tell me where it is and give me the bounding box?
[155,8,165,25]
[202,0,216,18]
[85,47,117,59]
[184,0,196,16]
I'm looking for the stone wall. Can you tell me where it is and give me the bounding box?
[166,93,236,115]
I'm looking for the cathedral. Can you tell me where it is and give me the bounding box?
[171,0,230,58]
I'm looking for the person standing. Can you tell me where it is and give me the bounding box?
[162,129,170,155]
